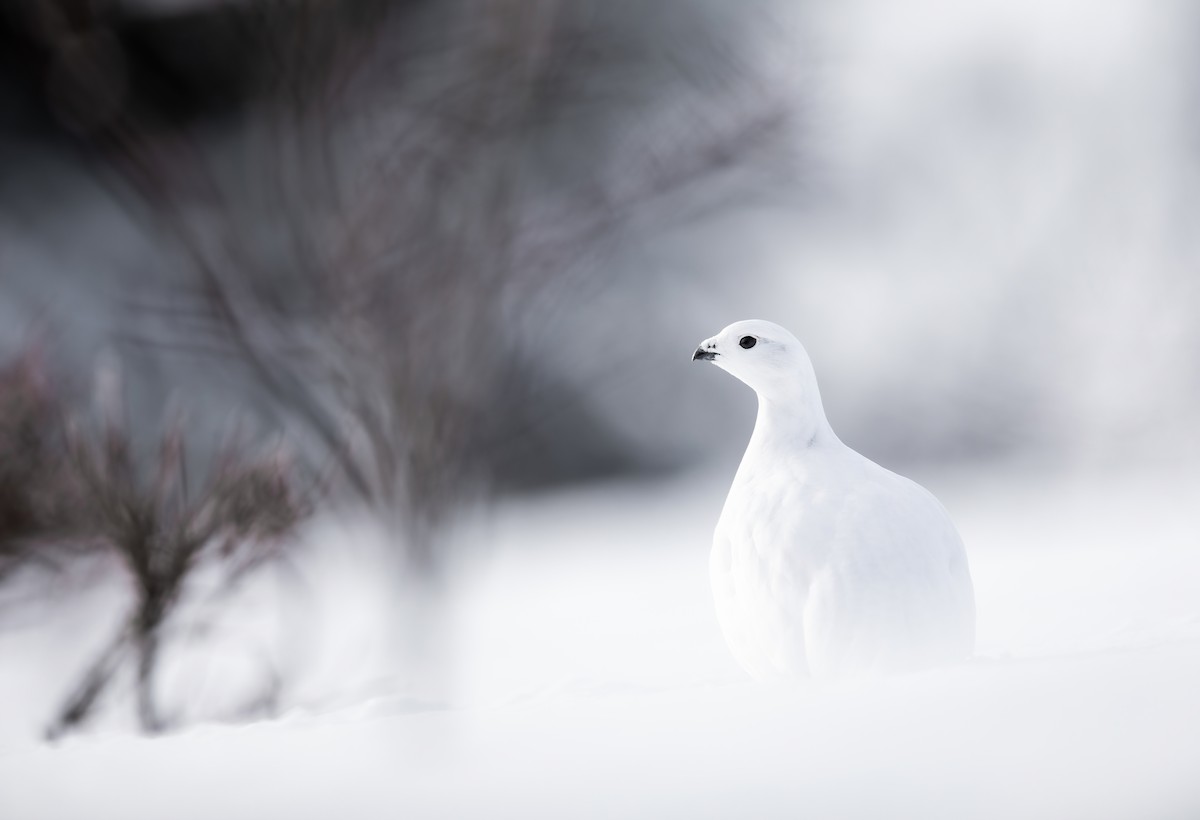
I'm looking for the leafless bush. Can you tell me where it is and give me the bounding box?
[0,340,313,736]
[42,375,312,737]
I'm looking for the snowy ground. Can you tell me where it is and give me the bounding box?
[2,462,1199,819]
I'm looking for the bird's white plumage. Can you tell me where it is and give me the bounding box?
[696,320,975,679]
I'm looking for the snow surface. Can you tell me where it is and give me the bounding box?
[2,463,1199,819]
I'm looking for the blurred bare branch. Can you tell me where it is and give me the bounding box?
[0,343,91,582]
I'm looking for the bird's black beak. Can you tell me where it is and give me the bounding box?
[692,347,717,362]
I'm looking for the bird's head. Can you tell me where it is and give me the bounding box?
[692,319,819,401]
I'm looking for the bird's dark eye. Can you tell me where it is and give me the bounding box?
[739,335,757,349]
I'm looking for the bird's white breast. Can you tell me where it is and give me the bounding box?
[711,444,974,680]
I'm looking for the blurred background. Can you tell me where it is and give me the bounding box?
[1,0,1199,791]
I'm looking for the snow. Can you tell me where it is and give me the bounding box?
[2,463,1199,819]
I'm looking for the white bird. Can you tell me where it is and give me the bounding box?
[693,320,975,679]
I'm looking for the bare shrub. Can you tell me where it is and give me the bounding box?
[0,340,313,736]
[2,348,313,738]
[45,384,310,736]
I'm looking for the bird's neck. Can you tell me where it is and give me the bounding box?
[750,390,838,455]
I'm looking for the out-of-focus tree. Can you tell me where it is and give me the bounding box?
[10,0,796,569]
